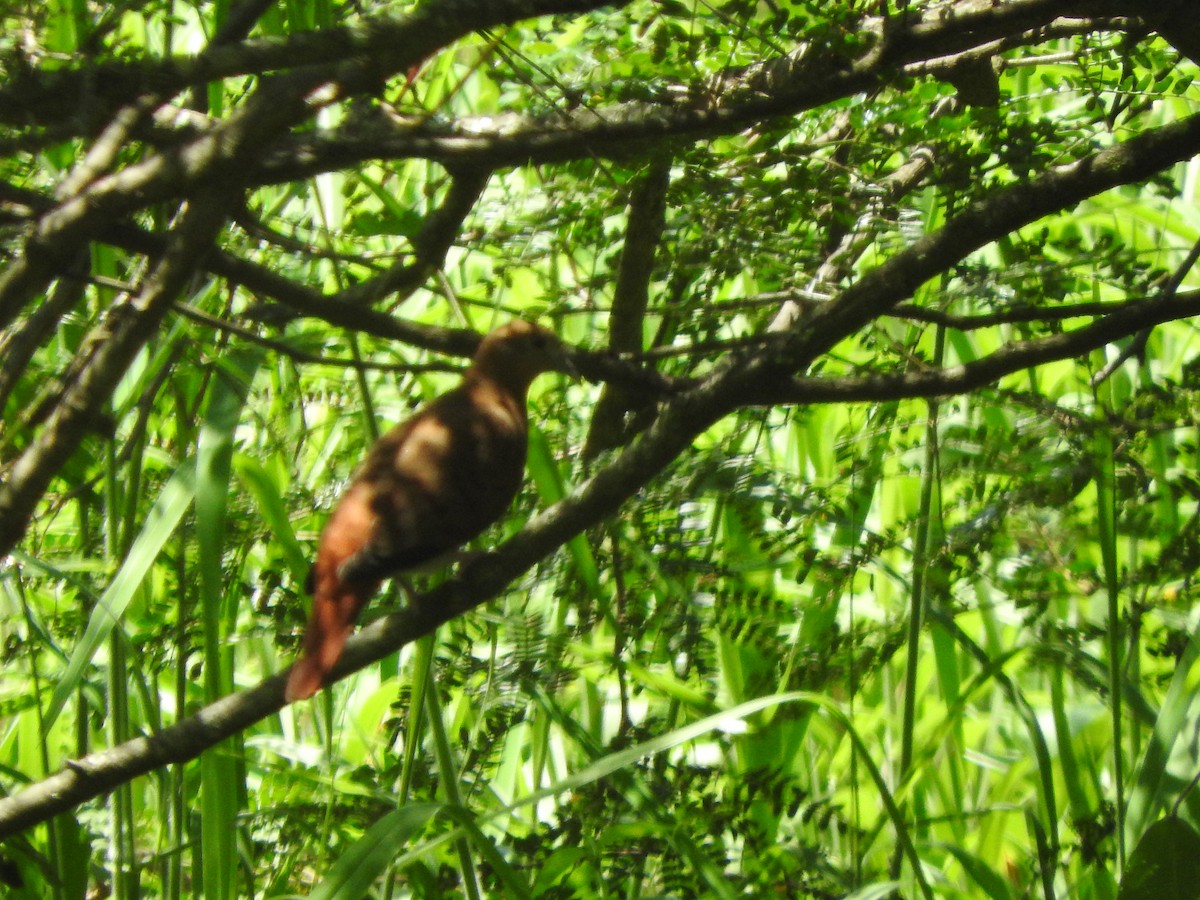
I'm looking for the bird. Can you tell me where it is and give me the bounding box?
[285,320,571,702]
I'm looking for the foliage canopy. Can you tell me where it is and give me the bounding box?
[1,0,1200,896]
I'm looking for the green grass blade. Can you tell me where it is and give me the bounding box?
[42,465,196,733]
[309,804,442,900]
[1093,420,1125,868]
[196,348,262,900]
[1125,625,1200,847]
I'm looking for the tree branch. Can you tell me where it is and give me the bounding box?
[0,317,734,837]
[0,194,236,559]
[751,290,1200,404]
[247,1,1133,181]
[742,108,1200,386]
[0,0,629,129]
[583,156,671,458]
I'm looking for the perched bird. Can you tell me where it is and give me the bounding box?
[285,320,571,702]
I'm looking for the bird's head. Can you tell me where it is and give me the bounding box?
[471,320,574,391]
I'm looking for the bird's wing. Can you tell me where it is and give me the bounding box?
[340,390,528,580]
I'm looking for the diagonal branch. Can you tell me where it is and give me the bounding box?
[0,333,732,837]
[725,108,1200,396]
[769,145,936,333]
[328,166,492,309]
[239,166,492,322]
[0,194,235,559]
[0,252,90,423]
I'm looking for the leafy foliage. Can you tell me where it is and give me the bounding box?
[1,0,1200,897]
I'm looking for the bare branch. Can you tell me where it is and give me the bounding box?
[752,291,1200,404]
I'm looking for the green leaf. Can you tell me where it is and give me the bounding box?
[310,804,442,899]
[235,453,309,584]
[1119,817,1200,900]
[42,464,196,733]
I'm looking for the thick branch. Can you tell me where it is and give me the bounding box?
[741,109,1200,388]
[0,0,629,129]
[0,253,89,422]
[887,298,1144,330]
[248,2,1134,180]
[584,157,671,458]
[0,332,730,837]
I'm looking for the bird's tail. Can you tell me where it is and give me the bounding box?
[285,571,376,702]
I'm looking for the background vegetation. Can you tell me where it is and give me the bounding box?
[2,0,1200,896]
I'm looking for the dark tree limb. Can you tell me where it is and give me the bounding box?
[0,251,91,424]
[246,2,1135,181]
[0,194,236,559]
[332,166,493,309]
[738,108,1200,390]
[0,0,629,129]
[0,320,733,838]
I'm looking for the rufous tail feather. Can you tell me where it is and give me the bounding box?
[285,576,375,702]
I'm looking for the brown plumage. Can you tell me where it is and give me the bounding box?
[285,320,570,702]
